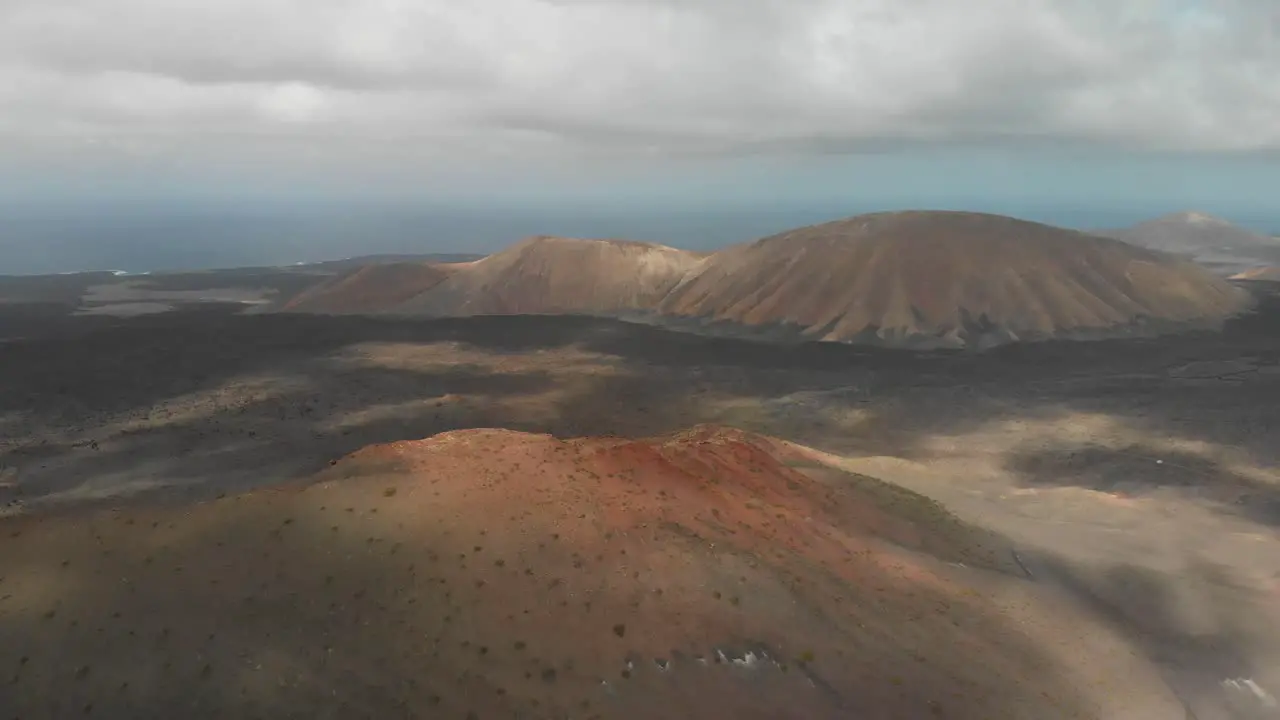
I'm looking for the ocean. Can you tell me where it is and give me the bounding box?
[2,200,1275,277]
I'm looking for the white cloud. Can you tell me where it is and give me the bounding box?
[257,82,330,123]
[0,0,1277,156]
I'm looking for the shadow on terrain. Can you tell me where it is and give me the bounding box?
[2,363,558,504]
[1007,442,1280,528]
[812,289,1280,469]
[0,287,1276,513]
[0,307,823,416]
[0,305,729,507]
[1032,553,1280,719]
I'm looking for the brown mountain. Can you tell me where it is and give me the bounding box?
[274,212,1251,349]
[0,425,1179,719]
[1098,212,1280,275]
[389,235,704,316]
[277,261,456,314]
[656,211,1252,348]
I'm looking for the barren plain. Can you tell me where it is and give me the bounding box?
[1,278,1278,718]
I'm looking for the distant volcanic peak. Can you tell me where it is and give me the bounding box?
[524,234,651,247]
[511,234,696,256]
[486,234,702,268]
[1122,211,1268,243]
[1232,266,1280,281]
[1168,210,1232,226]
[858,209,1052,224]
[827,209,1068,227]
[386,232,702,317]
[754,210,1104,249]
[657,209,1250,348]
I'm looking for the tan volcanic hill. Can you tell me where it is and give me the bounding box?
[1098,212,1280,275]
[0,425,1181,719]
[278,261,454,314]
[390,235,704,316]
[656,210,1252,348]
[1100,211,1279,257]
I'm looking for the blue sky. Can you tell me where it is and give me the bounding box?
[1,0,1278,272]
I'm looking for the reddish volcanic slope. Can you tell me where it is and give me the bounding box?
[390,235,704,316]
[0,426,1180,719]
[657,211,1250,347]
[279,261,454,314]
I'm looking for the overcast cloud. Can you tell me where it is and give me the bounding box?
[0,0,1277,161]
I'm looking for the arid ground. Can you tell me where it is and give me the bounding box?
[1,282,1279,718]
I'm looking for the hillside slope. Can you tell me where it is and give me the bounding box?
[389,235,706,313]
[0,426,1180,719]
[656,211,1251,348]
[1099,212,1280,274]
[391,236,703,316]
[278,261,454,314]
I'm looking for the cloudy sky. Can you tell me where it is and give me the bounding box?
[1,0,1278,270]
